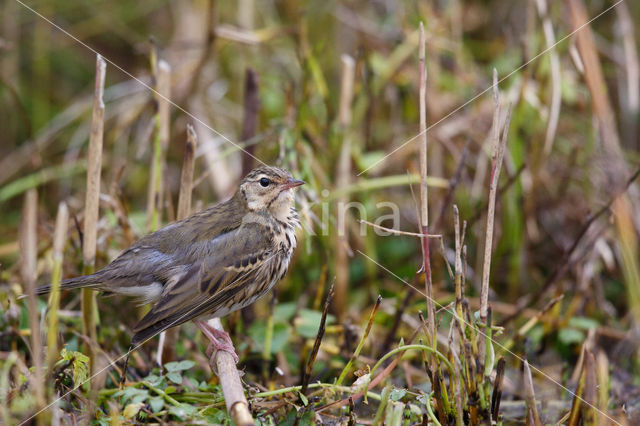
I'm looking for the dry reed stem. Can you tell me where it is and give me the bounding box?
[240,68,260,175]
[595,350,610,425]
[535,0,561,156]
[523,360,542,426]
[21,189,46,422]
[480,69,501,322]
[157,124,198,365]
[207,318,254,425]
[583,351,597,425]
[418,21,436,353]
[335,54,355,319]
[46,202,69,372]
[82,54,106,389]
[178,124,198,220]
[147,58,171,232]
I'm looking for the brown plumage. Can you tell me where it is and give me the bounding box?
[36,166,303,360]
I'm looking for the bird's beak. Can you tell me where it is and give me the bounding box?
[281,178,305,191]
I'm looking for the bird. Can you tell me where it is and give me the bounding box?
[34,165,304,364]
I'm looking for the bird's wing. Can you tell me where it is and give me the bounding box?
[85,199,246,295]
[130,220,274,345]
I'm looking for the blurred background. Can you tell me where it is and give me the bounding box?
[1,0,640,423]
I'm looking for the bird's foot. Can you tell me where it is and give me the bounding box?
[196,321,240,365]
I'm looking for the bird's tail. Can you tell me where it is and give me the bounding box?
[33,274,102,296]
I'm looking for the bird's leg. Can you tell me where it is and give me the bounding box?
[195,320,239,365]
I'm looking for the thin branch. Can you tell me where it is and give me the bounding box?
[359,219,441,238]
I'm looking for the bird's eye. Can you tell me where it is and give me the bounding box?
[259,177,270,187]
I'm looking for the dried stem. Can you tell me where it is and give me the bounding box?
[207,318,254,425]
[82,55,106,388]
[21,189,46,422]
[335,54,355,320]
[301,282,335,395]
[418,20,436,355]
[158,125,198,365]
[491,357,506,422]
[523,360,542,426]
[240,68,260,175]
[359,219,440,238]
[147,58,171,232]
[480,69,510,323]
[46,202,69,372]
[177,124,198,220]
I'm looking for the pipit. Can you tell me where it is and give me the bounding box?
[35,166,304,364]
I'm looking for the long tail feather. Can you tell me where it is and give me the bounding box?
[34,274,102,295]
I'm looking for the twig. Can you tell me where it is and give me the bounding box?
[301,282,335,395]
[359,219,441,238]
[21,189,46,422]
[335,54,355,320]
[82,54,106,389]
[207,318,254,425]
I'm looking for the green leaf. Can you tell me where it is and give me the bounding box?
[123,402,145,419]
[148,396,164,413]
[248,321,291,354]
[299,392,308,406]
[169,404,197,420]
[390,388,406,401]
[175,360,195,370]
[165,386,176,394]
[568,316,599,330]
[144,374,164,387]
[166,372,182,384]
[558,328,585,345]
[119,388,149,405]
[274,302,297,321]
[165,360,195,372]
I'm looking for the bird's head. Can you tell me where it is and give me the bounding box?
[239,166,304,213]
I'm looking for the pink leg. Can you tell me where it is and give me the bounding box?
[195,320,239,365]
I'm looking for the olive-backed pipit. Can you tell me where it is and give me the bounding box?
[35,166,304,363]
